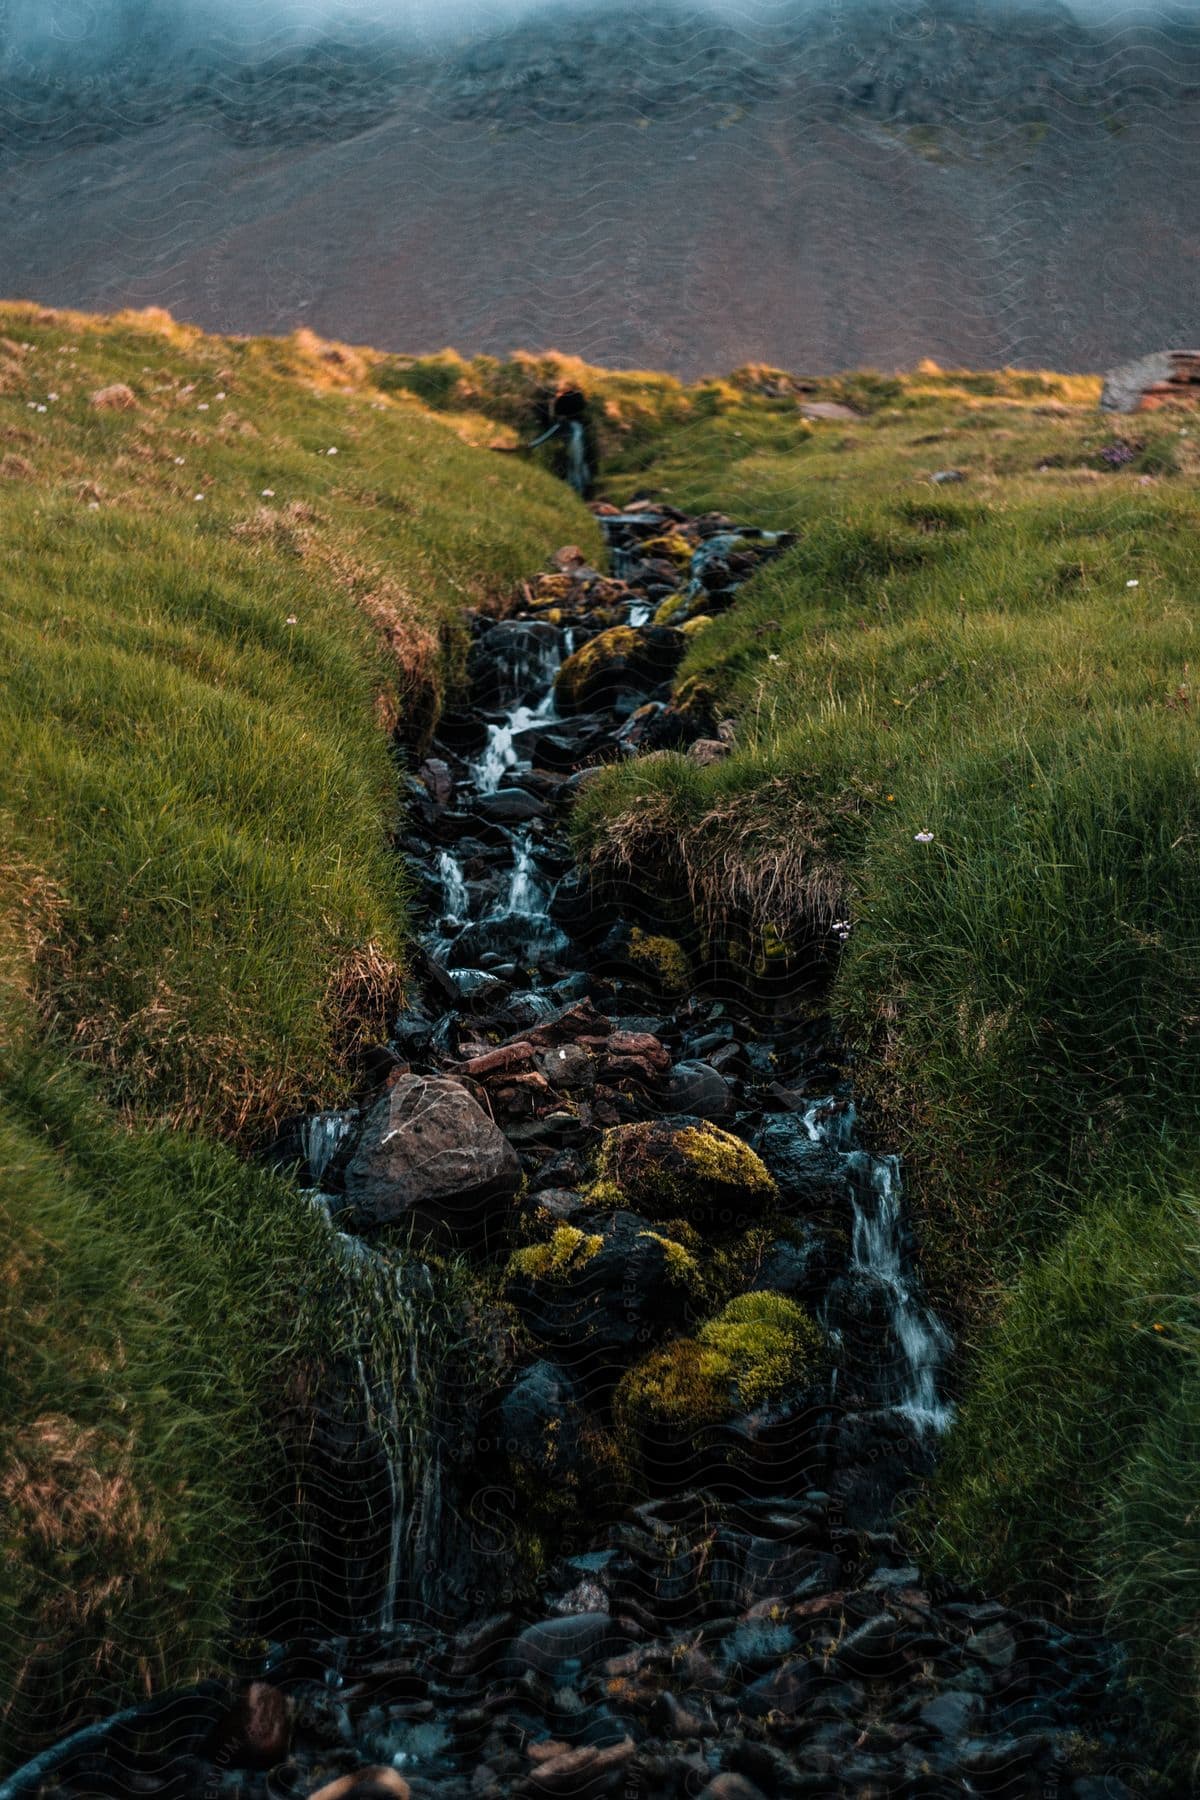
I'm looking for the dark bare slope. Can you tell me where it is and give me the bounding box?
[1,0,1199,375]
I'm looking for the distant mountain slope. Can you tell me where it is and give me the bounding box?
[1,0,1198,374]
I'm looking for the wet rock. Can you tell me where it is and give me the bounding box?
[416,756,455,810]
[555,625,684,713]
[588,1117,776,1228]
[920,1689,984,1737]
[533,1042,595,1092]
[749,1116,848,1213]
[459,1041,535,1079]
[307,1773,411,1800]
[697,1774,768,1800]
[749,1230,837,1302]
[469,787,550,824]
[443,1612,518,1681]
[505,1211,701,1369]
[520,997,612,1049]
[741,1658,813,1718]
[664,1058,735,1119]
[650,1690,716,1738]
[521,1734,635,1796]
[831,1611,909,1679]
[469,620,562,708]
[434,708,490,754]
[499,1359,585,1485]
[341,1074,521,1238]
[959,1731,1052,1792]
[614,1292,827,1492]
[202,1681,291,1771]
[965,1622,1017,1670]
[830,1410,938,1531]
[505,1613,627,1678]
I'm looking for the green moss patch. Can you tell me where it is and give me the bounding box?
[507,1225,604,1282]
[614,1292,826,1443]
[587,1120,777,1224]
[626,928,691,994]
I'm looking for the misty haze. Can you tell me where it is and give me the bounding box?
[1,0,1199,372]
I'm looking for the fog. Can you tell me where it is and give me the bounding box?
[3,0,1194,73]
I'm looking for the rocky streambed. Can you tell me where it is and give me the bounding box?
[9,505,1138,1800]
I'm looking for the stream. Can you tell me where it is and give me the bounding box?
[8,502,1134,1800]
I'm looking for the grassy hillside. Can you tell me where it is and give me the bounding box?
[568,363,1200,1767]
[0,304,593,1765]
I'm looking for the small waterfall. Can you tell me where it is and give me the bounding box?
[301,1110,356,1186]
[803,1100,952,1433]
[565,420,591,496]
[498,832,544,918]
[437,850,469,922]
[473,692,556,795]
[628,601,652,626]
[301,1193,452,1632]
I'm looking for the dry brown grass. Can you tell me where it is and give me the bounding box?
[591,781,851,947]
[323,940,407,1071]
[1,1414,164,1698]
[0,849,65,1016]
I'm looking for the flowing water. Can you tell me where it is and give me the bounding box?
[10,502,1133,1800]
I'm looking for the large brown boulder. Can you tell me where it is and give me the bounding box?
[341,1074,521,1241]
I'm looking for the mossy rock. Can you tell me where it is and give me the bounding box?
[507,1224,603,1282]
[613,1292,828,1488]
[555,624,684,714]
[504,1212,704,1369]
[653,590,691,627]
[641,532,696,568]
[627,927,691,995]
[586,1119,777,1229]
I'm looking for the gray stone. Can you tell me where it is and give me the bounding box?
[505,1613,626,1677]
[664,1058,735,1119]
[342,1074,521,1235]
[919,1689,984,1737]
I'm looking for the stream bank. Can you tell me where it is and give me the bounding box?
[9,502,1138,1800]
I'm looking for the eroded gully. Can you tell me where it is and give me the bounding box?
[11,503,1135,1800]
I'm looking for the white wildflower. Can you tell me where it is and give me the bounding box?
[1126,579,1139,588]
[262,488,275,498]
[286,615,298,626]
[915,830,934,843]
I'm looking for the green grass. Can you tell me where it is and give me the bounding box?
[0,303,594,1765]
[570,364,1200,1766]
